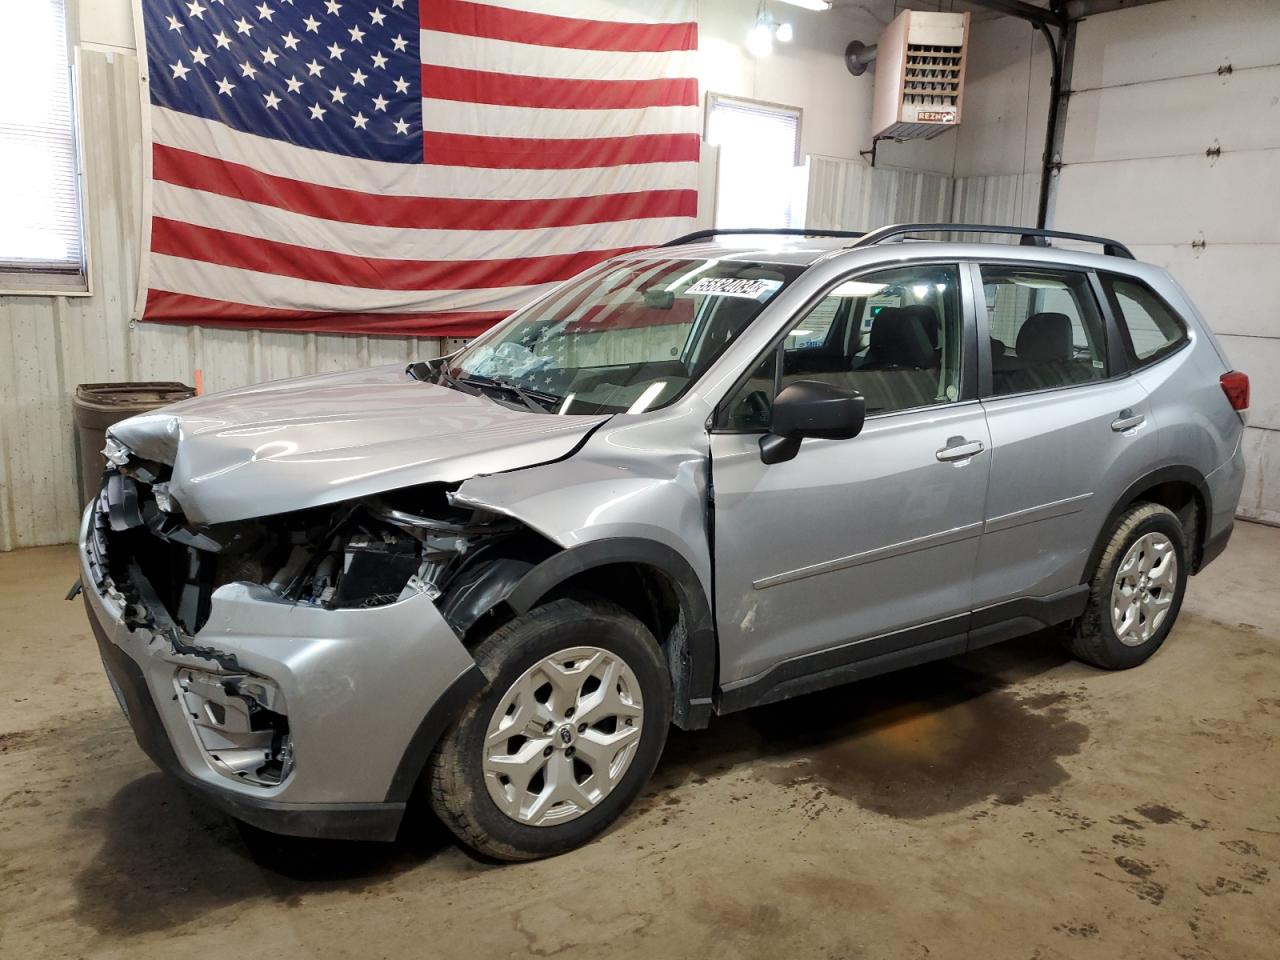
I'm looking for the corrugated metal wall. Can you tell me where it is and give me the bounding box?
[805,154,1037,237]
[804,155,954,231]
[0,49,455,551]
[1052,0,1280,524]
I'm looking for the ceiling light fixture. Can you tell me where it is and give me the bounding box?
[746,20,774,58]
[775,0,832,11]
[775,21,794,43]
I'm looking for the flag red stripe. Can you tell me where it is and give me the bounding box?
[153,145,696,229]
[151,217,647,292]
[144,291,506,337]
[421,132,700,169]
[420,65,698,109]
[421,1,696,52]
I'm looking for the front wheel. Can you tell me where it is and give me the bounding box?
[427,598,672,861]
[1066,502,1189,669]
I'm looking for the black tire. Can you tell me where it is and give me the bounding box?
[427,598,671,861]
[1066,502,1189,669]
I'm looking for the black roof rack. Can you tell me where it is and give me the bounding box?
[662,227,866,247]
[852,223,1136,260]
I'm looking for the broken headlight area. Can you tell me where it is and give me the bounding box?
[176,668,293,786]
[96,472,528,636]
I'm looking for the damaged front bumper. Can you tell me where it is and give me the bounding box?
[80,503,484,841]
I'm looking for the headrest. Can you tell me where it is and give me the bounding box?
[868,307,936,369]
[900,304,940,349]
[1016,312,1073,364]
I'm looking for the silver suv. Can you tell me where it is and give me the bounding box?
[80,224,1248,860]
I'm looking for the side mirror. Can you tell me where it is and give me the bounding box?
[760,380,866,465]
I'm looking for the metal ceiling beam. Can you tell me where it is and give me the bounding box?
[961,0,1067,27]
[1065,0,1169,18]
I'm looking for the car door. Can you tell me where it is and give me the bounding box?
[710,261,990,703]
[970,261,1156,625]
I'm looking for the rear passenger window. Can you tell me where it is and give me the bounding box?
[721,263,963,429]
[1102,274,1189,364]
[979,265,1109,397]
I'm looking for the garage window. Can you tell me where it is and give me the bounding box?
[704,94,803,229]
[0,0,86,293]
[1101,274,1189,366]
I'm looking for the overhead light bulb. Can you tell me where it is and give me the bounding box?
[776,0,832,10]
[746,22,774,58]
[775,22,794,43]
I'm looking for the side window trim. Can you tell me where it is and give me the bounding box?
[712,259,977,432]
[1088,269,1131,379]
[965,261,993,398]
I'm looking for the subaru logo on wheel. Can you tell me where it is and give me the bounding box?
[559,726,573,745]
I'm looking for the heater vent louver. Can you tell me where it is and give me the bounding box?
[871,10,970,141]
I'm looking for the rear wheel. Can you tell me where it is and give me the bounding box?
[1066,502,1188,669]
[428,598,671,861]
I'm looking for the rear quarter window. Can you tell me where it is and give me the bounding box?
[1101,274,1189,366]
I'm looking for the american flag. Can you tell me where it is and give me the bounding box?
[138,0,700,337]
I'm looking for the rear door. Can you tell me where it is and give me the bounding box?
[710,261,990,696]
[970,261,1155,626]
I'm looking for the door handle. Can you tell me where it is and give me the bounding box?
[1111,410,1146,433]
[936,438,985,462]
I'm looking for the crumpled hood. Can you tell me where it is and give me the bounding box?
[107,365,607,524]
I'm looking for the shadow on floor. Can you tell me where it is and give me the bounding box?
[72,631,1082,934]
[647,631,1089,820]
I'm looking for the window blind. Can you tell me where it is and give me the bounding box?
[0,0,85,288]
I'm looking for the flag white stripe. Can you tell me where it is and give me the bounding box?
[420,31,694,82]
[420,100,698,140]
[153,107,700,200]
[149,254,560,314]
[474,0,695,25]
[153,180,685,262]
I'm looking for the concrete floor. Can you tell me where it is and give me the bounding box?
[2,525,1278,959]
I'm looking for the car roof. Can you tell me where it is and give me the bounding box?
[631,231,1155,277]
[631,234,857,267]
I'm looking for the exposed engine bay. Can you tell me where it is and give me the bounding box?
[95,451,535,639]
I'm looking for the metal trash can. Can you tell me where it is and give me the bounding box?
[73,382,195,507]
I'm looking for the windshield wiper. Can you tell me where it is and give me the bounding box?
[457,374,560,414]
[407,358,486,397]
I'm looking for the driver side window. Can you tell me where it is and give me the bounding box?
[723,264,964,430]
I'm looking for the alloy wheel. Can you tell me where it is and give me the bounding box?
[482,646,644,826]
[1110,531,1178,646]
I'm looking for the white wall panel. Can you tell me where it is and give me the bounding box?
[1071,0,1280,90]
[1054,151,1280,246]
[1064,65,1280,164]
[1055,0,1280,523]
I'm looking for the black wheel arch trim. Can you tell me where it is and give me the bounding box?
[1081,465,1212,583]
[385,663,486,804]
[503,538,717,731]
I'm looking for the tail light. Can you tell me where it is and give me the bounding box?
[1220,370,1249,411]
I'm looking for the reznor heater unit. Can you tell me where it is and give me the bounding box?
[871,9,970,141]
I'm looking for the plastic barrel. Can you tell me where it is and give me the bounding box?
[73,382,195,508]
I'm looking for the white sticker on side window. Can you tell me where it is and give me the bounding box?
[686,276,782,300]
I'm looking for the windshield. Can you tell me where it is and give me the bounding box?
[442,257,804,415]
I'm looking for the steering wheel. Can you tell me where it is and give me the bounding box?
[740,389,772,429]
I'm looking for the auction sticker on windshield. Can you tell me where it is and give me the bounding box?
[686,277,782,300]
